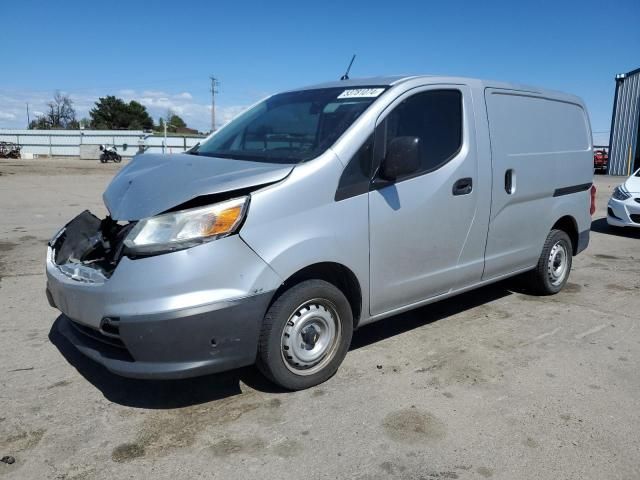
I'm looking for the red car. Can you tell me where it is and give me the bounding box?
[594,149,608,173]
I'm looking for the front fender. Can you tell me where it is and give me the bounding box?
[240,152,371,319]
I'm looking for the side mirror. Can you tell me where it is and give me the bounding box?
[380,136,421,181]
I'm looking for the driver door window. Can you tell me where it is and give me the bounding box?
[378,89,463,181]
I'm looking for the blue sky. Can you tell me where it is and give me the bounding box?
[1,0,638,136]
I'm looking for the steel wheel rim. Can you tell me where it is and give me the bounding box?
[281,298,342,376]
[548,241,569,286]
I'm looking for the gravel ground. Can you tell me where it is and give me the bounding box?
[1,158,639,480]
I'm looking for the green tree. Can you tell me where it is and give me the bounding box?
[154,111,189,133]
[168,113,186,129]
[127,101,154,130]
[89,96,154,130]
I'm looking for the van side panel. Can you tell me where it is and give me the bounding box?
[483,89,592,280]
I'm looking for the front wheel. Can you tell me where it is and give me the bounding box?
[257,279,353,390]
[114,154,122,163]
[525,229,573,295]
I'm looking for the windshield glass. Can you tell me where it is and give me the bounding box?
[192,87,386,163]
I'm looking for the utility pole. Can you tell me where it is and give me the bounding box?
[26,103,30,128]
[210,75,220,132]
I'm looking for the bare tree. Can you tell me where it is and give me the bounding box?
[29,91,78,129]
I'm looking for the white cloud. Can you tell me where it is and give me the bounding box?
[0,88,251,132]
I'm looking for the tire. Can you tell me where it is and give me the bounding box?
[525,229,573,295]
[257,279,353,390]
[114,154,122,163]
[99,154,107,164]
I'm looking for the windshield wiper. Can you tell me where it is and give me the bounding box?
[186,142,201,155]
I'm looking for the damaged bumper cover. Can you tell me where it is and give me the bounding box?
[46,211,281,379]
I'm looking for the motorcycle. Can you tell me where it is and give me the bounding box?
[99,145,122,163]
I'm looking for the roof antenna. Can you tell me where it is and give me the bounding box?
[340,54,356,81]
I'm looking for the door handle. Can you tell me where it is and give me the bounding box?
[452,177,473,196]
[505,169,515,194]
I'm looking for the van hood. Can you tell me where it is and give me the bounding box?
[623,172,640,194]
[103,153,294,220]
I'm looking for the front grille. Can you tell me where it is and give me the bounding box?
[630,214,640,224]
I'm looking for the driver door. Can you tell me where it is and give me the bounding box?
[368,85,486,316]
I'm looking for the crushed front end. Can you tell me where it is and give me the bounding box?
[46,210,281,379]
[48,210,133,283]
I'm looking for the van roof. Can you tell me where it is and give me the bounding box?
[291,75,583,105]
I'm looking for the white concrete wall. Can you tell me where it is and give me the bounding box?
[0,129,204,157]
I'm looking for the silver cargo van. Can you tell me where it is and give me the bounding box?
[46,76,595,390]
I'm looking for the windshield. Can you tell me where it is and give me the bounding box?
[191,87,386,163]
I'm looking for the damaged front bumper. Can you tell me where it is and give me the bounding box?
[46,211,281,379]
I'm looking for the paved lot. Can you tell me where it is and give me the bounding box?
[1,158,639,480]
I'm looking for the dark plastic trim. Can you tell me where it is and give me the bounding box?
[576,229,590,255]
[56,291,274,379]
[552,182,592,197]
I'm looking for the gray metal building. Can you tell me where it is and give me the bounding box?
[608,67,640,176]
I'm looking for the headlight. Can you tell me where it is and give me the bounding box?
[612,185,631,201]
[124,196,249,254]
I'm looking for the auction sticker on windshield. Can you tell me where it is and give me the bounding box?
[337,88,385,99]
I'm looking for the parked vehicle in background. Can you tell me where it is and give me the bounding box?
[0,141,21,159]
[593,148,608,173]
[607,168,640,228]
[46,76,595,390]
[99,144,122,163]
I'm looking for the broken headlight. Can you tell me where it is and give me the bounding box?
[124,196,249,254]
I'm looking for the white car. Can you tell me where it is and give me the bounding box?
[607,168,640,228]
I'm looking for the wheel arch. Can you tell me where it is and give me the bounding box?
[272,262,363,328]
[551,215,579,254]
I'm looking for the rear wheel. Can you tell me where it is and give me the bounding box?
[525,229,573,295]
[257,279,353,390]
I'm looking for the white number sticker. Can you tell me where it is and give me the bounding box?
[337,88,385,99]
